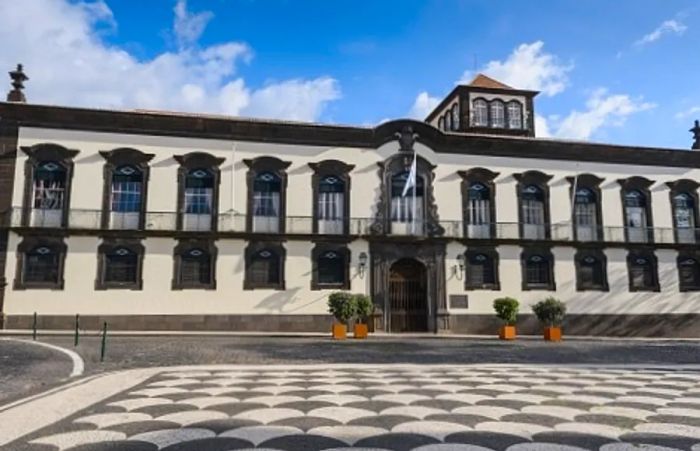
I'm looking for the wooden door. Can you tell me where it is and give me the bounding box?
[389,258,428,332]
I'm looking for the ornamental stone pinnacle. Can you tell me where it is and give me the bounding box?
[7,64,28,103]
[691,119,700,150]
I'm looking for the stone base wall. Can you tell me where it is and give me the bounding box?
[450,314,700,338]
[3,313,699,337]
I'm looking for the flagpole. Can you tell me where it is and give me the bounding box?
[570,163,579,239]
[411,147,417,234]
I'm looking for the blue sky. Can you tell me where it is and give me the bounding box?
[1,0,699,149]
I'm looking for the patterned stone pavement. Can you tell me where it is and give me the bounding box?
[6,364,700,451]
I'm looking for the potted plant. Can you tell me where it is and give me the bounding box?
[327,292,355,340]
[493,297,519,340]
[532,297,566,341]
[353,294,373,339]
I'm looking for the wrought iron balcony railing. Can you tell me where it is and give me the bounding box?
[1,207,696,245]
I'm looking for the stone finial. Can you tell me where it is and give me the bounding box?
[395,126,419,152]
[7,64,28,103]
[691,120,700,150]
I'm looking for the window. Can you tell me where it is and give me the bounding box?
[678,255,700,291]
[245,243,285,290]
[473,99,488,126]
[100,148,154,231]
[184,169,213,214]
[574,188,598,241]
[253,172,281,232]
[21,144,79,229]
[14,237,66,290]
[318,175,344,234]
[97,240,144,290]
[311,245,350,290]
[464,249,499,290]
[490,100,505,128]
[576,250,608,291]
[445,111,452,131]
[627,251,659,292]
[466,182,491,238]
[521,185,546,239]
[175,152,225,232]
[173,241,216,290]
[673,193,697,243]
[438,117,444,131]
[522,249,555,290]
[624,190,649,242]
[451,103,460,130]
[391,171,424,234]
[507,101,523,129]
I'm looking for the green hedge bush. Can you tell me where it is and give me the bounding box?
[493,297,519,326]
[532,297,566,327]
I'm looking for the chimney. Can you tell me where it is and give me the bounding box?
[691,120,700,150]
[7,64,28,103]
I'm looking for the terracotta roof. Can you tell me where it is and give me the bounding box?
[467,73,514,90]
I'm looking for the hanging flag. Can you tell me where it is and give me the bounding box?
[402,152,417,197]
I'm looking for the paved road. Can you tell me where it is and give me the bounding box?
[0,339,72,406]
[38,335,700,375]
[6,364,700,451]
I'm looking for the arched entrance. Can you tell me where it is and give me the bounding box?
[389,258,428,332]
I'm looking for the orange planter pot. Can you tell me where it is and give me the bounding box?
[332,323,347,340]
[354,323,368,339]
[544,326,562,341]
[499,325,516,340]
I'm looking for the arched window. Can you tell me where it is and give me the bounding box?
[451,104,460,131]
[490,100,505,128]
[628,252,658,291]
[465,249,499,290]
[437,116,444,131]
[521,184,546,239]
[110,165,143,229]
[318,175,345,234]
[574,188,598,241]
[507,101,523,129]
[673,193,696,243]
[31,161,67,227]
[252,172,281,233]
[182,168,214,231]
[576,251,608,291]
[522,251,555,290]
[103,246,139,286]
[624,190,649,243]
[24,246,60,284]
[245,246,284,290]
[445,112,452,131]
[391,171,425,235]
[472,99,488,127]
[678,256,700,291]
[466,182,491,238]
[175,246,215,289]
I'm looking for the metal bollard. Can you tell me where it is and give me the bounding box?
[32,312,37,341]
[74,314,80,347]
[100,321,107,362]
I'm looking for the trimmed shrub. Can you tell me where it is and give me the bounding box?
[532,297,567,327]
[493,297,519,326]
[327,292,355,323]
[353,294,374,324]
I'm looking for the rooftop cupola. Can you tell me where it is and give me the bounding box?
[7,64,28,103]
[425,73,538,137]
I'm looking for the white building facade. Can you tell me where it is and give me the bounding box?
[1,69,700,336]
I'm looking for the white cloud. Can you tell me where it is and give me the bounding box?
[461,41,573,96]
[675,106,700,120]
[534,115,552,138]
[0,0,340,122]
[553,89,655,140]
[408,92,440,119]
[635,19,687,46]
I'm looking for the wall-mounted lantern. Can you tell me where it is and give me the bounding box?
[455,253,465,280]
[358,252,368,279]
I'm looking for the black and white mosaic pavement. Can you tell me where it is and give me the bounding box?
[9,365,700,451]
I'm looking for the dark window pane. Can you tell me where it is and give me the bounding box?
[24,247,59,283]
[630,257,654,289]
[104,248,138,283]
[249,250,280,285]
[579,255,604,288]
[180,249,211,285]
[679,258,700,288]
[526,255,550,285]
[318,251,345,285]
[467,253,495,286]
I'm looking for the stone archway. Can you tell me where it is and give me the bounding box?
[389,258,428,332]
